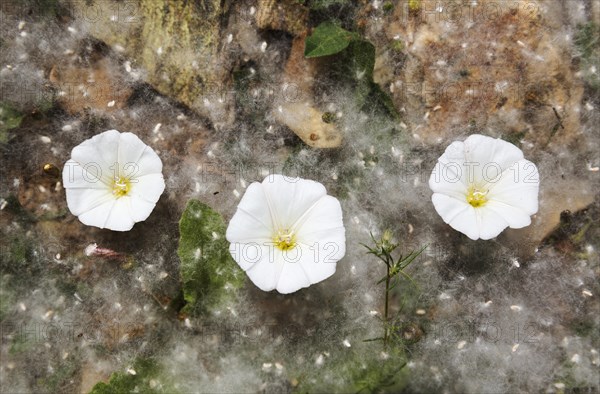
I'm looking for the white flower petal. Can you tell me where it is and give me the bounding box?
[75,196,136,231]
[231,241,339,294]
[65,187,114,216]
[128,196,159,222]
[432,193,479,240]
[77,200,116,229]
[488,159,539,215]
[261,174,327,228]
[130,173,165,204]
[294,242,338,285]
[103,198,136,231]
[135,145,163,177]
[239,244,279,292]
[71,129,120,170]
[70,142,109,172]
[476,206,509,240]
[429,161,468,200]
[118,132,149,166]
[484,200,532,229]
[430,135,539,240]
[275,247,314,294]
[295,196,345,262]
[229,241,266,272]
[435,140,469,184]
[63,130,165,231]
[226,183,274,242]
[437,140,466,167]
[227,175,345,294]
[463,134,524,183]
[62,159,108,190]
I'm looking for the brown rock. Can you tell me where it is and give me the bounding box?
[274,33,343,148]
[79,361,112,394]
[273,102,342,148]
[501,176,595,258]
[71,0,233,128]
[49,59,131,114]
[373,0,584,150]
[256,0,309,36]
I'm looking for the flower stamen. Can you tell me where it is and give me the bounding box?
[273,229,296,251]
[467,186,488,208]
[112,176,131,198]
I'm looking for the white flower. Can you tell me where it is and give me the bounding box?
[62,129,165,231]
[429,134,539,240]
[226,174,346,294]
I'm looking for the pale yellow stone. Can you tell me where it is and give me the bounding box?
[273,102,342,148]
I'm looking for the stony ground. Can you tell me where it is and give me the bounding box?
[0,1,598,393]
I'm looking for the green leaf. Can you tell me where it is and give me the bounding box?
[0,103,24,143]
[397,269,418,289]
[293,346,408,393]
[304,21,358,58]
[362,336,385,342]
[399,244,427,269]
[177,200,244,316]
[574,22,599,61]
[345,39,375,80]
[89,358,178,394]
[574,22,600,89]
[330,39,399,119]
[367,81,400,119]
[308,0,350,10]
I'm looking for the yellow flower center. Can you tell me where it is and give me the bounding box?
[273,229,297,251]
[467,186,488,208]
[112,176,131,198]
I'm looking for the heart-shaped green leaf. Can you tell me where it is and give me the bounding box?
[304,21,359,58]
[177,200,244,316]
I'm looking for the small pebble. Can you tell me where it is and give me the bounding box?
[315,354,324,366]
[582,289,593,297]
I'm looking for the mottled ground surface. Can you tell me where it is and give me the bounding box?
[0,1,598,393]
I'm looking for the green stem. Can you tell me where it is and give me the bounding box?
[384,263,390,349]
